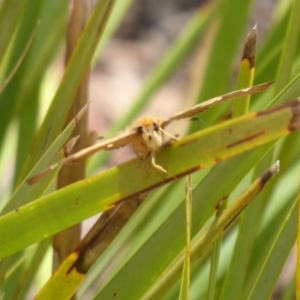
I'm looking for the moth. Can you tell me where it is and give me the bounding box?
[28,82,273,183]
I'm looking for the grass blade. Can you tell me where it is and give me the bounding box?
[179,175,192,300]
[20,0,116,180]
[246,199,297,300]
[0,99,299,259]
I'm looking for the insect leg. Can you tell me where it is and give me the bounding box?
[151,152,167,173]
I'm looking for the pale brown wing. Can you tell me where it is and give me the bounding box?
[68,130,135,162]
[27,130,135,184]
[161,81,274,127]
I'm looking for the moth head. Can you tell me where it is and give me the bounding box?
[132,116,164,152]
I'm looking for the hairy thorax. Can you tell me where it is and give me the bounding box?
[129,116,164,158]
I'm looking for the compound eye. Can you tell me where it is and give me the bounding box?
[137,126,144,135]
[153,122,160,131]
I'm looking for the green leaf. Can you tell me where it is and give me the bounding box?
[246,199,297,300]
[0,99,298,259]
[1,102,87,215]
[179,176,192,300]
[20,0,116,179]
